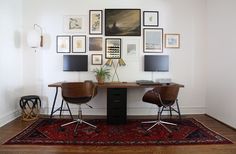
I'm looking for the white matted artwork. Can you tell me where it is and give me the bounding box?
[123,38,140,58]
[64,15,86,33]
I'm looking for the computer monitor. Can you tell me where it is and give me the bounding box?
[144,55,169,72]
[63,55,88,71]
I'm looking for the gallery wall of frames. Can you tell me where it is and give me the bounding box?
[56,9,180,66]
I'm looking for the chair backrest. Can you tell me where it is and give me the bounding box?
[61,81,97,104]
[142,85,180,107]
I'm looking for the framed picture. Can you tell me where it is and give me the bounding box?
[143,11,159,26]
[89,37,103,51]
[105,38,121,59]
[105,9,141,36]
[64,15,86,33]
[143,28,163,53]
[91,54,103,65]
[72,35,86,53]
[89,10,103,35]
[123,38,140,57]
[56,35,70,53]
[165,33,180,48]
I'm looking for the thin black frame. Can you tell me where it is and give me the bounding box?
[89,10,103,35]
[105,38,121,59]
[56,35,70,53]
[72,35,86,53]
[143,11,159,27]
[105,9,141,36]
[143,28,163,53]
[91,54,103,65]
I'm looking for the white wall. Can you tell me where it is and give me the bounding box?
[21,0,207,116]
[206,0,236,128]
[0,0,23,126]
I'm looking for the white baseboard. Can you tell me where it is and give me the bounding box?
[41,106,206,116]
[0,109,21,127]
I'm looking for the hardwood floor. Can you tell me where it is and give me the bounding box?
[0,114,235,154]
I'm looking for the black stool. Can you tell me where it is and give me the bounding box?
[19,95,41,121]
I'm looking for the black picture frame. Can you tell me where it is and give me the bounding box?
[143,11,159,27]
[72,35,86,53]
[91,54,103,65]
[56,35,70,53]
[89,10,103,35]
[105,9,141,36]
[143,28,163,53]
[105,38,121,59]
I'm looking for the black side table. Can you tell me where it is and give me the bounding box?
[19,95,41,121]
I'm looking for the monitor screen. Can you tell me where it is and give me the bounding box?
[144,55,169,72]
[63,55,88,71]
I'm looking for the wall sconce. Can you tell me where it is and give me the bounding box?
[105,58,126,82]
[27,24,43,51]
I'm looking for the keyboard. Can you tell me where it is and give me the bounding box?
[136,80,155,85]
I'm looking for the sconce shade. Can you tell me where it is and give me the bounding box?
[105,59,113,66]
[27,30,41,48]
[27,24,43,49]
[118,58,126,66]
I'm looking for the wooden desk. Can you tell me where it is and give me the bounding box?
[48,82,184,124]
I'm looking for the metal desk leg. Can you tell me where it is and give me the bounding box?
[50,87,58,119]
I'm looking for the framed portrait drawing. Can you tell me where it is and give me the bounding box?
[64,15,86,33]
[105,9,141,36]
[105,38,121,59]
[165,33,180,48]
[89,37,103,51]
[89,10,103,35]
[91,54,103,65]
[56,35,70,53]
[143,28,163,53]
[72,35,86,53]
[143,11,159,26]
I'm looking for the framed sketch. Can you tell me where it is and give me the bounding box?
[123,38,140,57]
[143,11,159,26]
[89,10,103,35]
[143,28,163,53]
[92,54,103,65]
[165,33,180,48]
[105,38,121,59]
[64,15,86,33]
[89,37,102,51]
[105,9,141,36]
[56,35,70,53]
[72,35,86,53]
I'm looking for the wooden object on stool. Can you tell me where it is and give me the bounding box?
[19,95,41,121]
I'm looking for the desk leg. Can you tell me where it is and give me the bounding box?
[50,87,58,119]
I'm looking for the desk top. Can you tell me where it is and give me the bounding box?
[48,82,184,88]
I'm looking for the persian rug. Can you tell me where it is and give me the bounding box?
[4,118,232,145]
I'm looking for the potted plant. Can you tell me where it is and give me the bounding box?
[93,66,111,84]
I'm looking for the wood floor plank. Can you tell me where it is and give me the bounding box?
[0,114,235,154]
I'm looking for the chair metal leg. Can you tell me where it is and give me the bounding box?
[142,106,177,133]
[60,104,96,135]
[176,99,182,120]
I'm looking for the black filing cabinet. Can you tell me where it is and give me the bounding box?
[107,88,127,124]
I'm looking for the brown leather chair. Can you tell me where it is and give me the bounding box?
[60,81,97,135]
[142,85,180,133]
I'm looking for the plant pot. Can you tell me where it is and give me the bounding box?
[96,76,105,84]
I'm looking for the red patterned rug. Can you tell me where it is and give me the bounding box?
[4,118,232,145]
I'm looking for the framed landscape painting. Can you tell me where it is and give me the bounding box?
[105,9,141,36]
[143,28,163,53]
